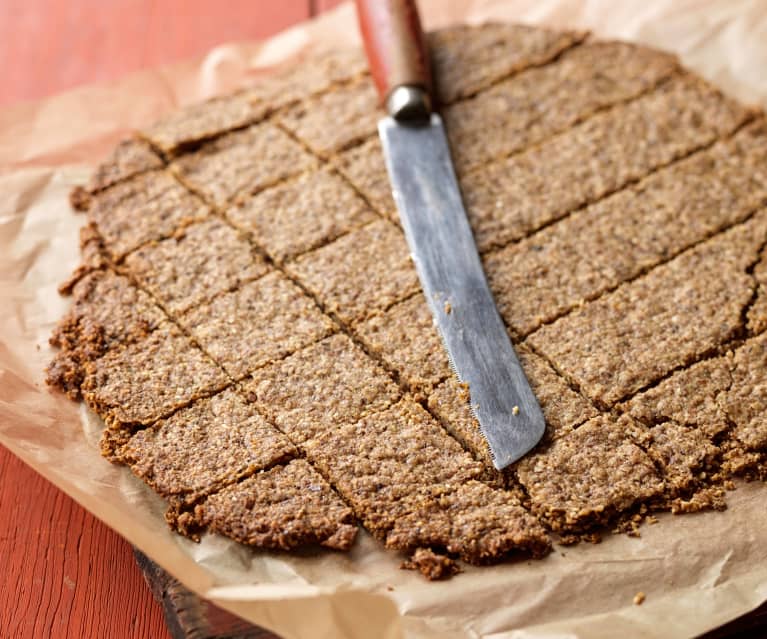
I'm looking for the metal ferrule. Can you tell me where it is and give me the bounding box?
[385,85,432,122]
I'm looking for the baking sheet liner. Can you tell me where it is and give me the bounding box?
[2,2,767,637]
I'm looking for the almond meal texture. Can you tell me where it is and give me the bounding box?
[47,23,767,579]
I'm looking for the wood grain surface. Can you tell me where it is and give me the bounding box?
[0,2,340,638]
[1,0,341,106]
[0,448,171,638]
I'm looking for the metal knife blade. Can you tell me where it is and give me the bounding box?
[378,114,546,469]
[355,0,545,468]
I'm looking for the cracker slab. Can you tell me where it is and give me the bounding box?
[197,460,358,551]
[121,388,296,502]
[48,24,767,575]
[178,272,335,380]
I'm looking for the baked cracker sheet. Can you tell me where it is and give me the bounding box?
[2,1,767,638]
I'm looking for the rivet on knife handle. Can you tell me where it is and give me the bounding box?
[355,0,433,121]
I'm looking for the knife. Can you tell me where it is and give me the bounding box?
[355,0,545,469]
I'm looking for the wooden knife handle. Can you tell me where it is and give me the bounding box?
[355,0,433,119]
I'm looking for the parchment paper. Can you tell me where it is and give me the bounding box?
[2,2,767,638]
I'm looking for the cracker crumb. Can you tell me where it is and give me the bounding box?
[634,592,646,606]
[671,486,727,514]
[401,548,461,581]
[512,405,520,415]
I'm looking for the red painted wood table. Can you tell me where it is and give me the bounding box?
[0,3,339,638]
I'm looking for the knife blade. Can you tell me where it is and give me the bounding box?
[355,0,545,469]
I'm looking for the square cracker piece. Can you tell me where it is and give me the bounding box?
[304,399,486,536]
[120,388,296,504]
[197,459,358,551]
[85,137,163,194]
[483,217,609,338]
[287,219,419,325]
[385,481,551,563]
[81,322,229,428]
[624,356,733,439]
[227,167,376,263]
[178,272,335,380]
[87,170,210,260]
[429,23,587,104]
[515,414,664,532]
[172,122,318,207]
[632,421,718,493]
[46,269,166,399]
[141,90,271,156]
[279,79,379,157]
[626,332,767,454]
[50,269,165,354]
[253,47,368,110]
[124,218,269,316]
[355,293,451,395]
[721,332,767,452]
[333,136,396,220]
[245,333,400,446]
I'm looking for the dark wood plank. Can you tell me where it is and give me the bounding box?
[700,602,767,639]
[134,551,280,639]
